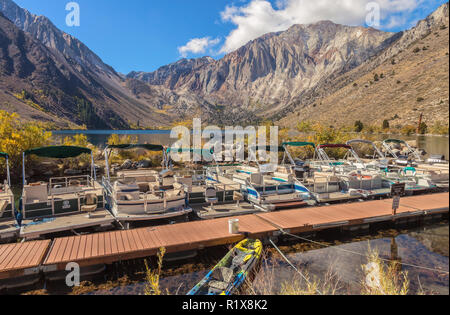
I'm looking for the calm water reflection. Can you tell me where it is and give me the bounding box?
[52,130,449,159]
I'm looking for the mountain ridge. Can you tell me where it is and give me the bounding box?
[0,0,448,129]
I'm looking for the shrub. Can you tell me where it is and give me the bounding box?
[418,122,428,135]
[0,110,52,180]
[401,125,416,136]
[107,134,139,161]
[413,47,420,53]
[354,120,364,132]
[416,97,425,102]
[296,121,314,133]
[382,120,390,130]
[430,122,449,135]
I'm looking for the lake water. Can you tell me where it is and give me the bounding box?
[29,221,447,295]
[86,222,449,295]
[52,130,449,159]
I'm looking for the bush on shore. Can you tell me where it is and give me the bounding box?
[0,110,52,179]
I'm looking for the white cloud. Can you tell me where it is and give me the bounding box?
[219,0,423,53]
[178,37,221,58]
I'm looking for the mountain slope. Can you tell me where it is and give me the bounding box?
[279,2,449,129]
[0,0,182,129]
[129,21,395,124]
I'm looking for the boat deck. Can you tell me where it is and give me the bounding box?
[194,202,260,219]
[0,193,447,281]
[20,210,115,240]
[0,220,19,241]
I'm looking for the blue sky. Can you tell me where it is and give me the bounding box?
[13,0,448,74]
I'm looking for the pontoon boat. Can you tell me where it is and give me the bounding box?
[102,144,192,223]
[20,146,104,220]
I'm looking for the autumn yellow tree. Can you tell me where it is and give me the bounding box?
[0,110,52,180]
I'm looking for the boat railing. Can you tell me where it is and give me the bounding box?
[140,191,168,214]
[0,184,14,218]
[50,175,95,190]
[22,186,102,219]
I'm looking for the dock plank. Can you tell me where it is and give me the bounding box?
[0,240,51,279]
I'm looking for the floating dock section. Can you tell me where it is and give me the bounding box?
[0,193,448,282]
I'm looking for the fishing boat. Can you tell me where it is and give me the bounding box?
[0,153,14,222]
[102,144,192,224]
[20,146,104,220]
[187,239,262,295]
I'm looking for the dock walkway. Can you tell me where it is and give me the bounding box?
[0,193,448,281]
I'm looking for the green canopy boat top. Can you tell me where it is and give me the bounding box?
[166,148,214,155]
[282,142,316,148]
[25,146,92,158]
[249,145,285,152]
[0,152,9,159]
[106,144,164,152]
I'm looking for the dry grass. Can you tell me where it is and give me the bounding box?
[143,245,431,296]
[144,247,167,296]
[361,248,409,295]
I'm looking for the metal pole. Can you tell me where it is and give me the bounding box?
[104,148,110,181]
[6,156,11,187]
[22,152,26,187]
[91,152,97,181]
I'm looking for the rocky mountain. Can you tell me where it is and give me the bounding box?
[279,2,449,129]
[129,3,449,127]
[0,0,448,130]
[128,21,397,124]
[128,56,215,89]
[0,0,183,129]
[0,0,115,78]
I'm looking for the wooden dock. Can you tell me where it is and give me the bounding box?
[0,240,50,280]
[0,193,448,283]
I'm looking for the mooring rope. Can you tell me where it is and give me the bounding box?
[281,231,450,275]
[254,213,450,275]
[268,238,323,295]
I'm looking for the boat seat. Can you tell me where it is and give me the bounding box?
[208,267,234,291]
[148,182,161,193]
[232,251,250,267]
[81,193,98,217]
[118,194,137,201]
[250,173,263,185]
[273,172,293,182]
[23,183,48,204]
[233,191,244,207]
[166,183,184,198]
[0,199,8,217]
[69,180,81,187]
[137,183,150,193]
[205,186,218,210]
